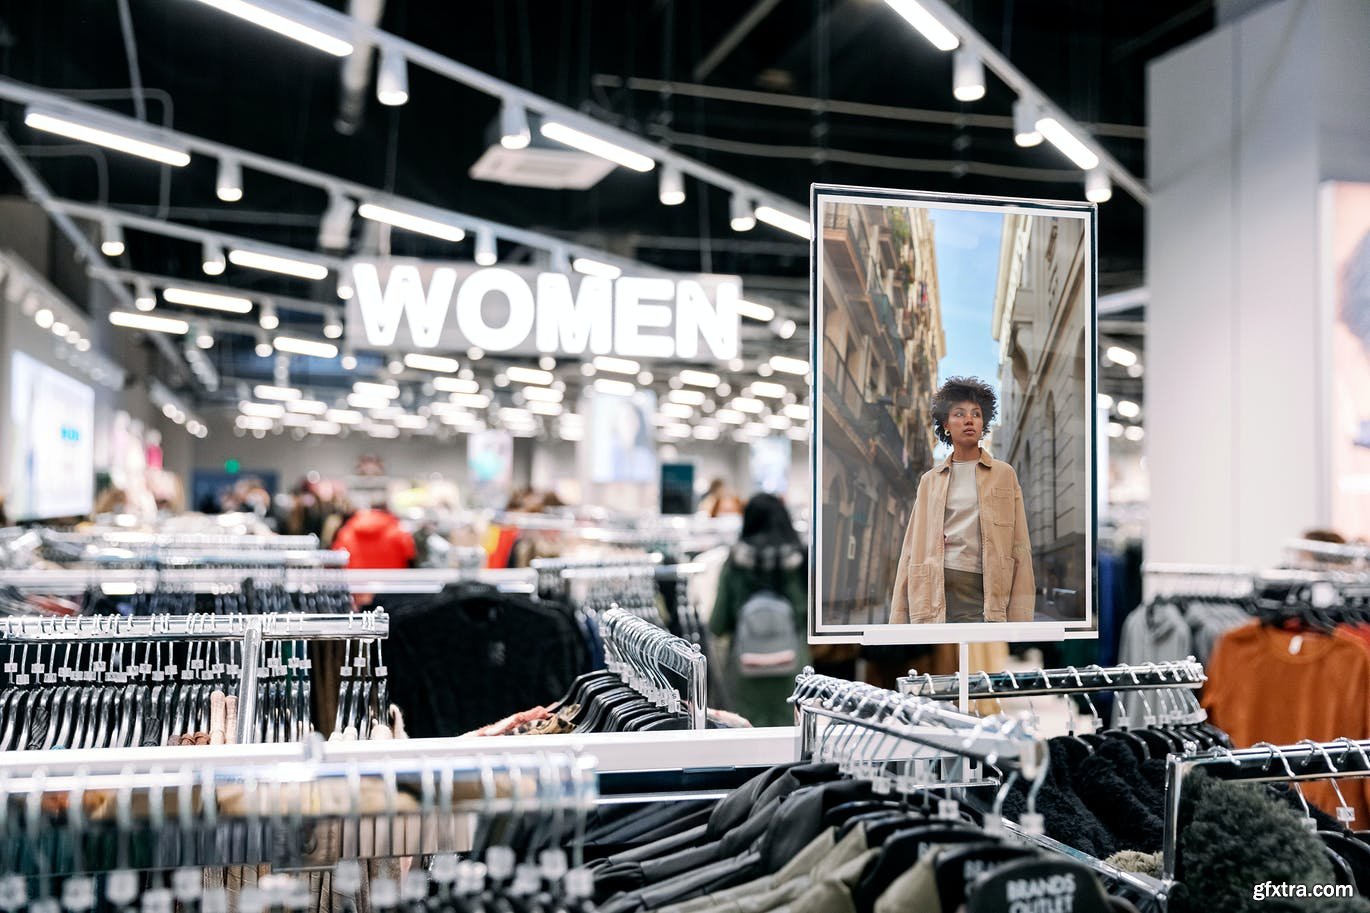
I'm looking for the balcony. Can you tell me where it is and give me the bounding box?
[823,208,870,298]
[870,291,904,373]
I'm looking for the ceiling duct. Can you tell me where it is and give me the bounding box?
[468,109,617,190]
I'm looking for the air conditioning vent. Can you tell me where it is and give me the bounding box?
[469,145,616,190]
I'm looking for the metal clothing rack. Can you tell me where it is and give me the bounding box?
[342,566,537,595]
[1161,738,1370,887]
[0,611,388,744]
[897,660,1207,700]
[601,607,707,730]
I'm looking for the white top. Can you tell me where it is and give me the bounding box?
[943,459,982,573]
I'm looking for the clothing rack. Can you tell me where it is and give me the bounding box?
[1142,562,1257,600]
[0,611,387,744]
[897,659,1207,700]
[1161,738,1370,886]
[601,607,707,730]
[0,736,597,871]
[342,566,537,595]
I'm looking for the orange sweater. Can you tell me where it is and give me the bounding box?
[1204,621,1370,825]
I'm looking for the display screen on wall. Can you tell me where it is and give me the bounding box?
[1324,182,1370,539]
[8,351,96,521]
[810,185,1097,644]
[588,389,658,484]
[468,429,514,509]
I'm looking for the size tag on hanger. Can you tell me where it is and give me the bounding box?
[1,662,14,674]
[60,876,94,912]
[938,799,960,820]
[172,870,201,902]
[0,876,26,912]
[30,663,44,675]
[1339,806,1357,823]
[141,888,173,913]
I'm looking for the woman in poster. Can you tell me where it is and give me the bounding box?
[889,377,1036,624]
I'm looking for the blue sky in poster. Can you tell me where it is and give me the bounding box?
[926,208,1005,394]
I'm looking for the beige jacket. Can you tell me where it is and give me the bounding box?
[889,449,1036,624]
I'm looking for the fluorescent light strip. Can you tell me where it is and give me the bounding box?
[449,393,492,409]
[286,399,328,415]
[281,413,314,428]
[736,299,775,322]
[882,0,960,51]
[353,381,400,398]
[754,205,812,240]
[538,121,656,173]
[108,311,189,334]
[366,425,400,439]
[660,403,694,419]
[238,401,285,419]
[505,366,554,386]
[1035,117,1100,170]
[347,393,392,410]
[783,403,811,421]
[769,355,810,375]
[592,355,640,375]
[403,352,460,373]
[186,0,353,56]
[161,287,253,313]
[678,369,721,388]
[393,415,428,429]
[715,409,745,425]
[25,110,191,167]
[326,409,364,425]
[357,203,465,242]
[254,385,301,401]
[236,415,275,431]
[528,401,562,416]
[522,386,563,404]
[749,381,787,399]
[573,258,623,279]
[593,378,636,397]
[273,336,338,358]
[668,389,706,406]
[732,397,765,414]
[310,421,343,436]
[433,377,480,394]
[228,248,329,280]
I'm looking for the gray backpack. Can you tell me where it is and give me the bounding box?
[733,589,801,678]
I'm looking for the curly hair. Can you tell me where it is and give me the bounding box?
[932,376,997,445]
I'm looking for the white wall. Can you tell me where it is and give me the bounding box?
[1146,0,1370,567]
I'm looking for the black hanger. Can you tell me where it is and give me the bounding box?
[933,842,1039,911]
[851,824,987,913]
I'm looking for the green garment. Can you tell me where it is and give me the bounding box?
[709,551,810,727]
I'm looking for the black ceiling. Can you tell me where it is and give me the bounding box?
[0,0,1211,311]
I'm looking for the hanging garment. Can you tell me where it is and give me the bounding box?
[332,509,417,569]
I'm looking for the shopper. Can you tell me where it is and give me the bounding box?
[331,499,416,570]
[709,493,809,726]
[889,376,1036,624]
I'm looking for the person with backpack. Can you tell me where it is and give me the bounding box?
[709,493,809,726]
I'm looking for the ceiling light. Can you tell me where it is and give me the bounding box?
[368,405,405,420]
[693,425,720,441]
[202,240,226,276]
[769,355,809,375]
[750,380,787,399]
[236,415,276,432]
[732,397,764,413]
[735,299,775,322]
[658,166,685,206]
[777,319,798,339]
[393,414,428,430]
[347,393,392,410]
[661,423,692,438]
[1105,345,1138,367]
[1035,116,1100,170]
[1013,98,1042,147]
[660,403,693,419]
[593,355,640,375]
[76,338,92,352]
[403,352,459,373]
[538,121,655,172]
[194,324,214,349]
[309,421,342,436]
[258,300,279,330]
[326,409,364,425]
[573,257,622,280]
[216,157,244,202]
[100,220,125,257]
[319,193,354,250]
[786,426,808,441]
[24,109,191,167]
[730,193,755,232]
[357,203,465,242]
[254,332,273,358]
[1116,400,1141,419]
[238,403,283,419]
[467,347,485,361]
[109,311,189,334]
[254,384,301,401]
[758,363,774,376]
[715,409,745,425]
[538,356,557,372]
[499,100,531,150]
[1124,426,1145,442]
[449,392,491,409]
[1127,363,1144,378]
[354,381,400,398]
[161,287,253,313]
[754,206,812,239]
[783,403,811,421]
[323,308,344,338]
[340,349,358,370]
[744,422,771,437]
[1107,422,1124,439]
[766,414,792,430]
[185,0,353,56]
[133,280,156,311]
[593,378,636,397]
[1097,393,1114,410]
[366,424,400,439]
[522,386,563,404]
[286,399,328,415]
[33,307,53,329]
[50,320,69,338]
[228,248,329,280]
[506,366,554,386]
[952,49,986,102]
[273,336,338,358]
[528,401,562,417]
[883,0,959,50]
[668,389,706,406]
[376,47,409,106]
[475,229,497,266]
[433,377,480,394]
[679,369,720,388]
[1085,168,1112,204]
